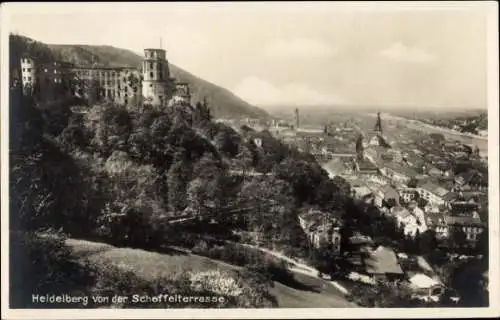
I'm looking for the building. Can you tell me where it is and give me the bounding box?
[170,82,192,105]
[70,66,142,105]
[20,55,37,95]
[407,273,444,302]
[141,48,176,106]
[399,188,418,204]
[431,215,485,246]
[444,215,485,245]
[298,210,343,254]
[20,46,187,108]
[444,192,481,215]
[364,246,404,281]
[416,181,450,206]
[355,157,379,175]
[379,162,416,185]
[454,169,487,191]
[390,206,425,238]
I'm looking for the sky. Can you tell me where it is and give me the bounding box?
[4,2,495,110]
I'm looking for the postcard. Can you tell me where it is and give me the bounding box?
[1,1,498,319]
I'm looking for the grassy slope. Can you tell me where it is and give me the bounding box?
[66,238,355,308]
[47,44,270,120]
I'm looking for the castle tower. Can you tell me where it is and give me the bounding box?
[20,56,37,95]
[142,48,174,106]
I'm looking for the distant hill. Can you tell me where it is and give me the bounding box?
[10,34,270,119]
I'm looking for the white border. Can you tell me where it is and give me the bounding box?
[1,2,499,319]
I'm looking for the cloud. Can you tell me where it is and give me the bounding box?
[263,38,335,58]
[379,42,436,63]
[233,76,345,106]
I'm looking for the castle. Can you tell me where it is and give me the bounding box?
[19,47,191,107]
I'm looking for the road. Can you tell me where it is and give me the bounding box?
[234,242,350,295]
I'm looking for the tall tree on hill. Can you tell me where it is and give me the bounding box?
[167,150,193,214]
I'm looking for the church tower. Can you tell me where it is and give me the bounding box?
[142,47,174,106]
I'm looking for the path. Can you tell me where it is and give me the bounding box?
[235,242,350,295]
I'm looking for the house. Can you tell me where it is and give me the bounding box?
[379,162,417,185]
[364,246,404,281]
[454,169,487,191]
[443,192,481,215]
[407,273,445,302]
[390,206,426,238]
[444,215,485,244]
[322,158,352,178]
[427,167,443,177]
[417,181,450,206]
[408,202,428,232]
[431,215,485,245]
[352,185,374,203]
[399,188,418,204]
[298,210,343,254]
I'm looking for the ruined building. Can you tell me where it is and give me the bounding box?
[19,47,188,108]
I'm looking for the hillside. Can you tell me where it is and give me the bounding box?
[10,34,269,119]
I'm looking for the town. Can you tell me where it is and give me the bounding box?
[215,108,489,305]
[8,20,490,309]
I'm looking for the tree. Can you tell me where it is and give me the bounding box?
[429,133,445,144]
[188,154,227,217]
[167,155,193,214]
[418,230,438,255]
[214,125,240,157]
[449,227,467,251]
[407,178,419,188]
[237,176,296,238]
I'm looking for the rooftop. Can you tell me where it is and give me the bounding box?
[391,206,412,219]
[408,273,441,289]
[298,209,342,231]
[418,181,450,197]
[353,186,373,198]
[365,246,404,275]
[444,215,483,226]
[382,161,418,177]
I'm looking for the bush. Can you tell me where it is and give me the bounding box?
[9,231,94,308]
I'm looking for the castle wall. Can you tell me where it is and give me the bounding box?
[19,47,181,108]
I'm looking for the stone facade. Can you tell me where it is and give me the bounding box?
[20,47,186,108]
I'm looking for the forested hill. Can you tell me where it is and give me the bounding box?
[9,34,270,119]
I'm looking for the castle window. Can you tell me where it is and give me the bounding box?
[54,70,57,74]
[44,68,48,72]
[150,72,154,78]
[28,76,32,81]
[149,62,153,69]
[149,84,153,88]
[27,68,31,72]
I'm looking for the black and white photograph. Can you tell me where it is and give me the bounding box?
[1,1,499,318]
